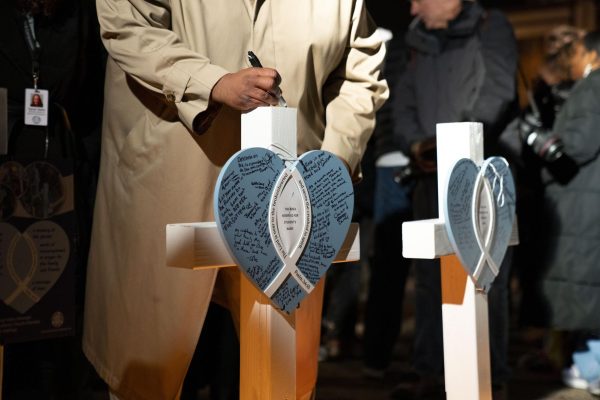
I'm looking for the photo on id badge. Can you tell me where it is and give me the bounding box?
[24,88,49,126]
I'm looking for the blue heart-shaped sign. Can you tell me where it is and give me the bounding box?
[214,148,354,313]
[443,157,516,292]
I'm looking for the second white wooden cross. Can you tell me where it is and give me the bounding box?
[403,122,518,400]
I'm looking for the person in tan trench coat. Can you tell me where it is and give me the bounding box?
[83,0,388,399]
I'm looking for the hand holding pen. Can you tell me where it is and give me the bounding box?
[247,51,287,107]
[210,53,285,111]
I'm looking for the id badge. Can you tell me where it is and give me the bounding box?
[24,88,49,126]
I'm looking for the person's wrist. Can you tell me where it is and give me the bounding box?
[209,73,232,105]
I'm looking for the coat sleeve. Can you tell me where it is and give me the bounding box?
[391,58,425,154]
[464,10,518,139]
[556,81,600,164]
[96,0,229,133]
[320,0,389,173]
[372,36,409,159]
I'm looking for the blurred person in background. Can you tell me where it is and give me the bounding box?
[535,31,600,398]
[390,0,518,398]
[0,0,105,398]
[361,31,415,380]
[500,25,585,374]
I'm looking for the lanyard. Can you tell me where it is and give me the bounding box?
[23,14,41,89]
[22,13,50,158]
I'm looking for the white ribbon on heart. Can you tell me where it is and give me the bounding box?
[0,221,70,313]
[264,165,314,298]
[471,159,510,281]
[4,233,40,304]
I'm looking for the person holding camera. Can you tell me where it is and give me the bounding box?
[510,25,583,186]
[498,26,584,376]
[537,31,600,397]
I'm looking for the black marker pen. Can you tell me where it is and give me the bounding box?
[247,51,288,107]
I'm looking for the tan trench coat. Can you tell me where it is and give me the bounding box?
[83,0,387,399]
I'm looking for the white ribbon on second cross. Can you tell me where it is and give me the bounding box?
[263,164,314,298]
[470,159,509,282]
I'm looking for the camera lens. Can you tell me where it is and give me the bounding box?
[526,131,565,162]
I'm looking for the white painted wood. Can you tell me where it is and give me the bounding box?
[443,277,492,400]
[241,107,297,155]
[240,289,297,400]
[402,219,455,259]
[401,122,520,400]
[436,123,491,400]
[166,222,360,269]
[240,107,298,400]
[402,217,518,259]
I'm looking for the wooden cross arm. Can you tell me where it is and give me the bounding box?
[166,222,360,269]
[402,218,519,260]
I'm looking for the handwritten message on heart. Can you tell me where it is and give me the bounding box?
[214,148,353,313]
[0,221,70,313]
[443,157,516,292]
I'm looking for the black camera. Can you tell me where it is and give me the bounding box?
[524,130,565,163]
[518,112,578,184]
[518,112,565,163]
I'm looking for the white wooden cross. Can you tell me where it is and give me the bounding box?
[165,107,360,400]
[402,122,518,400]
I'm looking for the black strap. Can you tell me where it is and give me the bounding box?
[22,14,41,88]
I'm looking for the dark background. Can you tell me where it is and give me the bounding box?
[364,0,600,108]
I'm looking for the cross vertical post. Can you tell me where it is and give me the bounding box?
[403,122,518,400]
[238,107,299,400]
[436,123,491,400]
